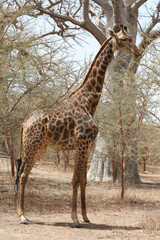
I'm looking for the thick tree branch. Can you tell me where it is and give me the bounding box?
[128,1,160,74]
[35,7,84,27]
[128,29,160,74]
[92,0,113,22]
[131,0,147,13]
[35,0,106,44]
[111,0,125,24]
[124,0,137,8]
[89,7,106,34]
[92,0,107,7]
[92,0,112,11]
[140,29,160,50]
[81,0,107,43]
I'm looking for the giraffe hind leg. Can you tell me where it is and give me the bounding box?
[17,145,47,224]
[71,143,91,227]
[14,158,22,195]
[17,157,34,224]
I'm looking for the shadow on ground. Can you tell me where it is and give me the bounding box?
[30,220,142,231]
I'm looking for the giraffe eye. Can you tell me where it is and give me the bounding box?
[121,38,126,41]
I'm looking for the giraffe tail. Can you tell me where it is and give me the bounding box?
[14,125,23,195]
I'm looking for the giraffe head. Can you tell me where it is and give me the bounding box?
[108,24,141,57]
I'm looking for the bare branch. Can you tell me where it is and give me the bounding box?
[147,109,160,123]
[8,78,44,115]
[140,29,160,52]
[145,1,160,35]
[92,0,113,22]
[128,20,160,75]
[73,1,83,17]
[0,1,31,42]
[46,0,62,10]
[35,6,84,27]
[89,7,106,34]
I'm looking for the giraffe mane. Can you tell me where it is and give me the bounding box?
[67,36,113,100]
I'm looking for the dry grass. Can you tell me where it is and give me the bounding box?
[141,212,160,235]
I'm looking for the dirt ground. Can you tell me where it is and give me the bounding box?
[0,157,160,240]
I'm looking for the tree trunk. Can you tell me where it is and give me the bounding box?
[88,132,113,182]
[87,133,141,184]
[87,50,141,184]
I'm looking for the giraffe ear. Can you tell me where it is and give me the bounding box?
[108,29,119,40]
[124,26,127,32]
[113,24,121,33]
[108,29,114,36]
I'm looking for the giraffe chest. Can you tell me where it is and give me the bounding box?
[46,115,76,150]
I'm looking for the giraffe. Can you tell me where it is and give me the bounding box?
[16,24,141,227]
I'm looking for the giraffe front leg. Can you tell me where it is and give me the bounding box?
[71,177,82,228]
[80,181,90,223]
[71,135,94,227]
[80,145,93,223]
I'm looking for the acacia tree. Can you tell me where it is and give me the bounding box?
[136,40,160,169]
[3,0,160,182]
[0,1,84,176]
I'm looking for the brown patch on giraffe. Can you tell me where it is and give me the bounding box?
[42,118,48,124]
[101,64,107,71]
[59,125,64,133]
[97,76,103,84]
[93,68,97,77]
[62,128,69,140]
[96,86,101,92]
[98,69,105,76]
[49,124,55,132]
[91,79,96,87]
[96,60,100,67]
[47,131,53,138]
[53,132,60,141]
[73,101,78,107]
[87,84,92,91]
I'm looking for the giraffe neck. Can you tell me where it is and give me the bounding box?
[82,39,114,115]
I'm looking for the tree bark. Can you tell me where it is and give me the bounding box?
[88,132,113,182]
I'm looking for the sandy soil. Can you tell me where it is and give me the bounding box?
[0,158,160,240]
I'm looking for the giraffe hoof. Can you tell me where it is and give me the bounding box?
[81,218,90,223]
[72,223,83,228]
[20,216,29,224]
[84,219,90,223]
